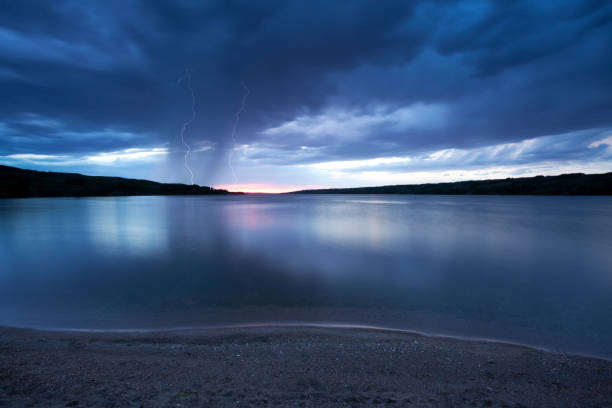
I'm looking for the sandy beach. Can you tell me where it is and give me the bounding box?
[1,325,611,407]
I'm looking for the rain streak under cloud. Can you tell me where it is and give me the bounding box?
[1,1,611,191]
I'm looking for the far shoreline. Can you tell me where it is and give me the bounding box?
[3,164,612,197]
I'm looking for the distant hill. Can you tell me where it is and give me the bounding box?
[0,165,237,198]
[291,172,612,195]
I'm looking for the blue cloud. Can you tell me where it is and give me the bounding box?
[0,0,610,186]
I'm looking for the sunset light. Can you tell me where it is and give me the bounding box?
[214,183,322,194]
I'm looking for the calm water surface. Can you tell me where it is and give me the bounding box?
[1,195,612,357]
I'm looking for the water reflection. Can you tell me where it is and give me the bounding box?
[1,195,612,357]
[313,200,397,250]
[87,197,169,255]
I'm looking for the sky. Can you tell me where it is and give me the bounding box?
[1,0,611,192]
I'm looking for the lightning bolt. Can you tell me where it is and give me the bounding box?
[228,82,250,185]
[178,68,196,185]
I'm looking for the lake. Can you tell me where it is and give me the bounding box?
[1,195,611,358]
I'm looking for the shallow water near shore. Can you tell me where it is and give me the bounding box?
[1,194,612,357]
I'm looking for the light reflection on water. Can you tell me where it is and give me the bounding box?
[1,195,612,357]
[86,197,169,255]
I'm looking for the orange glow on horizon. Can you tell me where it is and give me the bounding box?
[214,183,324,194]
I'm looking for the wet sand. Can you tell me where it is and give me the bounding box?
[1,325,611,407]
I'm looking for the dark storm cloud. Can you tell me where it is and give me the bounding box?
[0,0,611,182]
[433,0,612,76]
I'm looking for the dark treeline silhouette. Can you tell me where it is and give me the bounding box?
[292,172,612,195]
[0,165,237,198]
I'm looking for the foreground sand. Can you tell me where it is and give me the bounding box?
[1,326,611,407]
